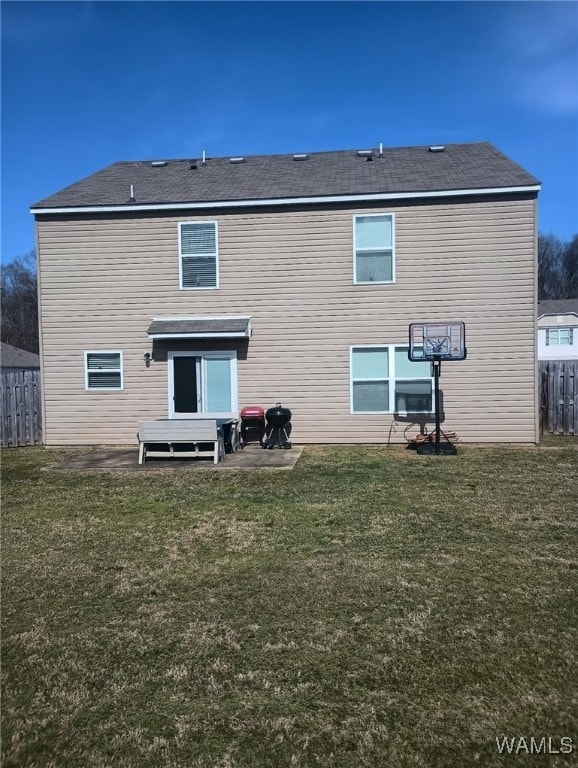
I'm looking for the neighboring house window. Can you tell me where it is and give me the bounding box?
[546,328,573,345]
[85,351,123,390]
[169,352,237,416]
[353,214,394,284]
[179,222,218,289]
[350,345,432,413]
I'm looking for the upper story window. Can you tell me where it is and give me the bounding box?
[546,328,573,345]
[350,345,432,413]
[353,214,394,284]
[85,351,123,390]
[179,222,219,289]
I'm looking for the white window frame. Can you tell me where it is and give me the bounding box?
[84,350,124,391]
[546,327,573,345]
[353,213,395,285]
[350,344,433,414]
[167,351,238,418]
[178,221,219,290]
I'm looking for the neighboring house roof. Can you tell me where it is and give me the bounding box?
[31,142,540,212]
[0,342,40,369]
[538,299,578,318]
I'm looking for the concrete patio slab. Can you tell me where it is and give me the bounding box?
[45,444,304,472]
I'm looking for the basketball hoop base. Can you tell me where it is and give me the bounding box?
[416,442,457,456]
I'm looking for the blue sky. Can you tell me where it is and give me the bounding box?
[2,0,577,263]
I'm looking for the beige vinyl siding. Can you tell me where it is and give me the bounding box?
[36,196,537,445]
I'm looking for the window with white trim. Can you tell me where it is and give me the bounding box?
[85,351,123,390]
[179,222,218,288]
[546,328,573,345]
[354,214,394,283]
[350,345,432,413]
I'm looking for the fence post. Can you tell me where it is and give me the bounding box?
[566,361,576,436]
[539,364,546,434]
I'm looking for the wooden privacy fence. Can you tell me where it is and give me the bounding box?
[539,360,578,435]
[1,370,43,447]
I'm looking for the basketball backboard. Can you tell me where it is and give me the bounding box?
[408,322,466,361]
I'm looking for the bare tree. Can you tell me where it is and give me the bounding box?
[538,234,563,300]
[561,234,578,299]
[1,250,39,353]
[538,233,578,300]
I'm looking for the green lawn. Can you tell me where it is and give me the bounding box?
[2,444,577,768]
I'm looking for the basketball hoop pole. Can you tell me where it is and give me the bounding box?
[433,355,442,454]
[429,355,453,455]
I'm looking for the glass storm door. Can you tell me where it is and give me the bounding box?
[169,352,237,417]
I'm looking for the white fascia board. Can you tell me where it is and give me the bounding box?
[149,332,249,339]
[537,312,578,320]
[151,315,252,321]
[30,185,542,215]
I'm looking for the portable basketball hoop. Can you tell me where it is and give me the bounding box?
[408,322,466,455]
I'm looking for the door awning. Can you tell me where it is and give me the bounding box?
[147,316,252,339]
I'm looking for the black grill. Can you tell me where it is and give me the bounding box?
[263,403,292,449]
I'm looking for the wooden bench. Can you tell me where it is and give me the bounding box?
[137,419,225,465]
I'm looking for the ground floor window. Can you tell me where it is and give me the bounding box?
[350,345,433,413]
[168,351,237,417]
[84,351,123,390]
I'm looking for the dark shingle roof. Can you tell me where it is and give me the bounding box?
[31,142,539,210]
[147,317,251,337]
[538,299,578,317]
[0,342,40,369]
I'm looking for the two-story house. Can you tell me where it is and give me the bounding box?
[31,142,540,445]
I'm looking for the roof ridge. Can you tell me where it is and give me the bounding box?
[111,141,493,166]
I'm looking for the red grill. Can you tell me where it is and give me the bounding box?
[240,406,265,420]
[240,406,265,446]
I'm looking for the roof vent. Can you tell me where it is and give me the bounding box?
[190,161,198,170]
[151,161,167,167]
[128,184,136,203]
[357,150,372,157]
[230,157,245,164]
[293,153,308,161]
[429,145,445,153]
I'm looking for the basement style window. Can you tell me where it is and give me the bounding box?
[350,345,432,413]
[179,222,218,289]
[353,214,394,284]
[85,351,123,390]
[546,328,573,345]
